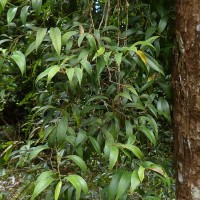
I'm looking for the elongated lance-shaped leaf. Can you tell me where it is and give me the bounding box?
[49,27,62,57]
[36,28,47,50]
[20,6,29,25]
[54,181,62,200]
[66,175,88,200]
[7,7,18,25]
[138,125,156,146]
[32,0,42,15]
[67,155,87,173]
[116,170,131,200]
[11,51,26,76]
[109,146,119,170]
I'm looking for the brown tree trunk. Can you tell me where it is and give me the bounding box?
[173,0,200,199]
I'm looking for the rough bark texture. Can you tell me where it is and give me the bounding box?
[173,0,200,199]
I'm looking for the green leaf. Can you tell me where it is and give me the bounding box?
[20,6,29,25]
[56,115,68,146]
[115,53,123,67]
[157,97,170,115]
[96,57,106,78]
[93,46,105,60]
[80,58,92,75]
[138,166,145,182]
[74,67,83,85]
[89,136,101,154]
[116,92,132,101]
[145,27,157,40]
[108,170,123,200]
[11,51,26,76]
[66,175,88,200]
[36,28,47,50]
[55,181,62,200]
[47,65,60,84]
[28,145,49,161]
[109,146,119,170]
[86,95,108,104]
[62,31,78,44]
[158,16,168,33]
[32,0,42,15]
[31,171,55,200]
[25,41,36,56]
[116,171,131,200]
[67,155,87,173]
[7,7,18,25]
[125,120,133,136]
[0,0,8,10]
[117,143,143,159]
[66,68,74,85]
[36,65,57,83]
[130,170,140,194]
[78,33,87,47]
[145,53,164,75]
[138,125,156,146]
[86,34,97,50]
[103,51,112,65]
[49,27,62,57]
[124,84,138,96]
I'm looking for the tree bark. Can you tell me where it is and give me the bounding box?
[173,0,200,199]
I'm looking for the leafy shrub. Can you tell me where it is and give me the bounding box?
[0,0,174,199]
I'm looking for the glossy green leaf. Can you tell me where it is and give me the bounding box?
[36,28,47,50]
[89,136,101,154]
[109,146,119,170]
[66,174,88,199]
[103,51,112,64]
[32,0,42,15]
[108,170,123,200]
[62,31,78,44]
[115,53,123,67]
[7,7,18,25]
[145,26,157,40]
[47,65,60,84]
[55,181,62,200]
[86,95,108,104]
[130,170,140,194]
[158,16,168,33]
[78,33,87,47]
[0,0,8,10]
[86,34,96,50]
[31,171,55,200]
[25,41,36,56]
[36,65,57,83]
[124,84,138,96]
[93,46,105,60]
[74,67,83,85]
[96,57,106,77]
[49,27,62,57]
[138,166,145,182]
[138,125,156,146]
[11,51,26,76]
[118,143,143,159]
[20,6,29,24]
[67,155,87,173]
[80,58,92,75]
[66,68,74,85]
[56,115,68,145]
[116,171,131,200]
[28,145,48,161]
[145,53,164,75]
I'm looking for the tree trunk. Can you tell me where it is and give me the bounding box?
[173,0,200,199]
